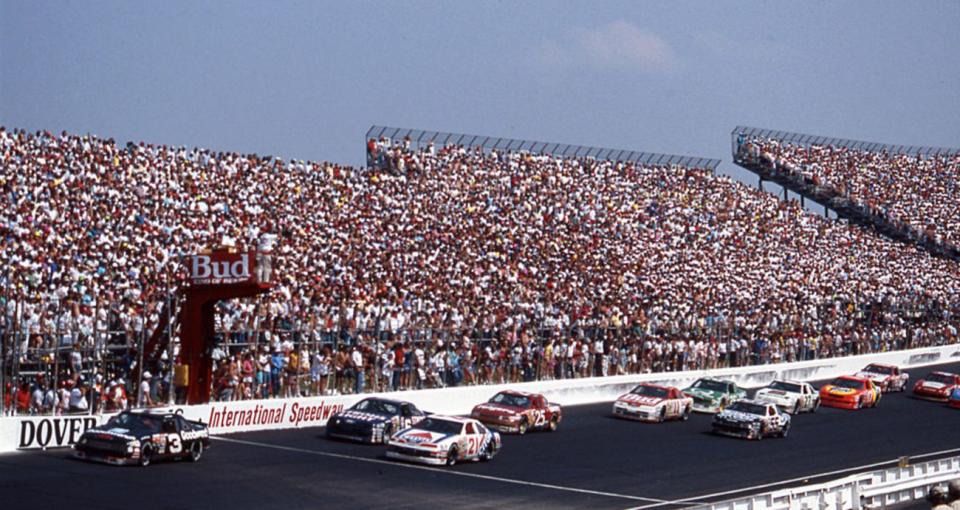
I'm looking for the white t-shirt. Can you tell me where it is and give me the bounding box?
[351,350,363,369]
[69,388,87,410]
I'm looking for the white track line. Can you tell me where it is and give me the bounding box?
[212,436,667,504]
[624,446,960,510]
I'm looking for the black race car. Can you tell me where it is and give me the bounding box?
[325,397,427,444]
[74,410,209,466]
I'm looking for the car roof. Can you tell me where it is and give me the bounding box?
[496,389,540,398]
[835,375,868,382]
[733,399,770,407]
[928,371,959,377]
[422,415,473,424]
[696,377,734,384]
[863,363,896,369]
[771,379,805,385]
[635,383,676,391]
[125,408,180,418]
[359,396,412,406]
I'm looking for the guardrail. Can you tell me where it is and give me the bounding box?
[2,343,958,452]
[697,454,960,510]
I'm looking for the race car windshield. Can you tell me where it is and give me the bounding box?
[691,379,727,392]
[105,412,163,433]
[631,385,669,398]
[726,402,766,415]
[490,392,531,408]
[353,399,400,415]
[863,365,893,374]
[415,418,463,435]
[831,378,864,389]
[768,381,802,393]
[926,373,955,384]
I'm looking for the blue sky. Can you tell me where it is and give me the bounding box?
[2,1,958,193]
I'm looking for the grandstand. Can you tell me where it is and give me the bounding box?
[1,125,959,414]
[733,126,960,261]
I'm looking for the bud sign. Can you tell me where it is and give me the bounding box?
[190,252,254,285]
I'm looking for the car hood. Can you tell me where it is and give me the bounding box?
[684,388,724,400]
[82,426,141,442]
[616,394,665,407]
[756,389,794,399]
[823,385,858,396]
[333,410,391,423]
[918,381,948,390]
[855,372,888,381]
[714,410,761,423]
[472,403,523,416]
[391,429,455,446]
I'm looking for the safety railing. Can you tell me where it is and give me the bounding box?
[367,125,721,170]
[696,454,960,510]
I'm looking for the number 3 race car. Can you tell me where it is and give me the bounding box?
[819,376,881,410]
[470,390,561,434]
[612,383,693,422]
[855,363,909,392]
[326,397,427,444]
[753,380,820,414]
[682,378,747,413]
[73,410,209,466]
[386,416,501,466]
[912,371,960,402]
[711,400,791,440]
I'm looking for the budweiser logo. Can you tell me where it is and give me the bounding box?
[191,254,251,284]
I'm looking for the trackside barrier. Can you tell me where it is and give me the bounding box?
[696,455,960,510]
[2,344,958,453]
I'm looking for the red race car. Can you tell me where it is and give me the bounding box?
[912,371,960,402]
[470,390,562,434]
[819,376,881,410]
[854,363,909,392]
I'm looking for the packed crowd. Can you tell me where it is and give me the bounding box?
[2,127,960,413]
[737,136,960,250]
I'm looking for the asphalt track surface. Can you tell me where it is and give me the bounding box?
[2,362,959,510]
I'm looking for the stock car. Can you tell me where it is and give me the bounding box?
[949,388,960,409]
[912,371,960,401]
[73,410,209,466]
[682,378,747,413]
[325,397,427,444]
[753,380,820,414]
[819,376,881,409]
[470,390,562,434]
[711,400,791,440]
[386,415,501,466]
[612,383,693,422]
[854,363,910,392]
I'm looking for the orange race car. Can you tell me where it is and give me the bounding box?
[818,376,881,410]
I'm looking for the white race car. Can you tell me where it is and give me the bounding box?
[612,383,693,422]
[855,363,909,392]
[386,415,501,466]
[754,380,820,414]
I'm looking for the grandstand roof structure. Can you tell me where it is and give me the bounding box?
[367,125,721,170]
[732,125,960,157]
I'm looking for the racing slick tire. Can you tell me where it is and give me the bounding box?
[658,407,667,423]
[872,394,880,408]
[750,423,763,441]
[548,416,559,432]
[681,406,691,421]
[792,401,801,415]
[812,399,820,413]
[779,423,790,438]
[139,445,155,467]
[518,418,529,435]
[479,444,493,462]
[718,399,728,412]
[446,446,459,466]
[189,441,203,462]
[381,423,394,444]
[855,396,864,410]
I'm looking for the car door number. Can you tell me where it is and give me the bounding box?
[168,434,183,454]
